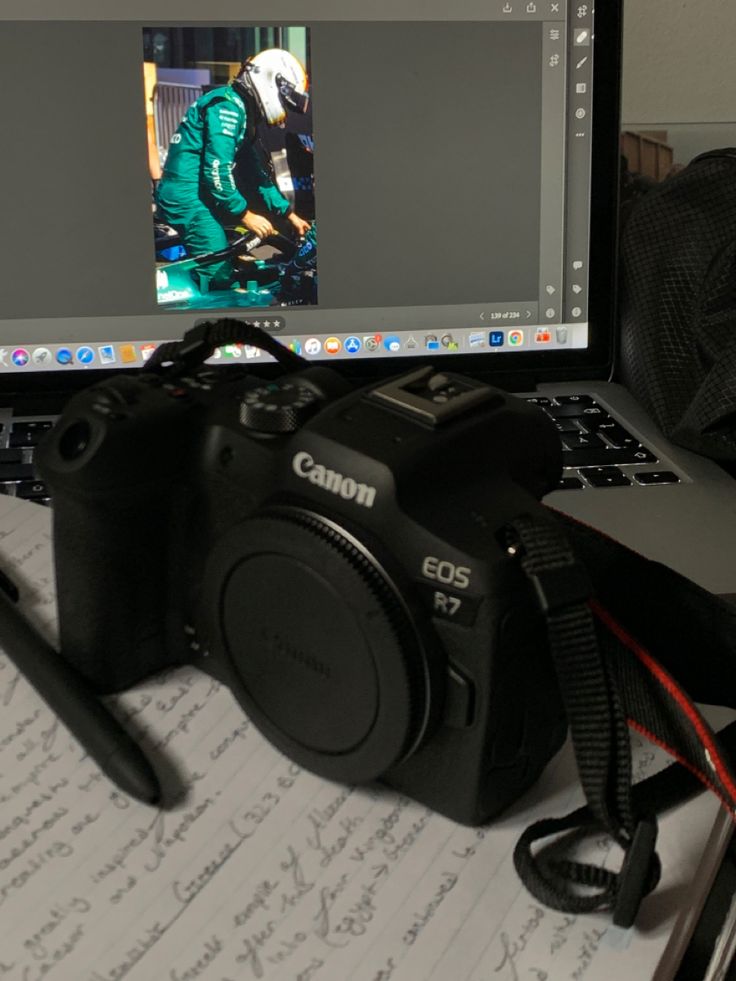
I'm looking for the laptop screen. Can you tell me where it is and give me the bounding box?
[0,2,621,386]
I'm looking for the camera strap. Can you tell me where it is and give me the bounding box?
[145,318,308,375]
[506,511,736,928]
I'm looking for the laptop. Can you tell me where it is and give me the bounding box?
[0,2,735,594]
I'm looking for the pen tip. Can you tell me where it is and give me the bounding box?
[104,747,162,806]
[0,568,19,603]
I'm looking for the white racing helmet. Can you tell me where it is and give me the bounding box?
[239,48,309,127]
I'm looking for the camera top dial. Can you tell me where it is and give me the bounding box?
[239,381,320,433]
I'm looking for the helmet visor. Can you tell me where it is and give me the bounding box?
[276,74,310,115]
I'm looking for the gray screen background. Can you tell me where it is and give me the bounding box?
[0,20,541,326]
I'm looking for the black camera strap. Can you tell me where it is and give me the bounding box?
[507,511,736,929]
[146,318,308,375]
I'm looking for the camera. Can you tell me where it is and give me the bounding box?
[37,344,567,825]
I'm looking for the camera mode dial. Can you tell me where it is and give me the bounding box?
[239,382,319,433]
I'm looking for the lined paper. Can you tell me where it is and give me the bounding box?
[0,495,730,981]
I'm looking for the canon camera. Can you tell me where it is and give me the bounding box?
[36,324,567,825]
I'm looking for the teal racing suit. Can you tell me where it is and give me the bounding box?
[155,85,292,290]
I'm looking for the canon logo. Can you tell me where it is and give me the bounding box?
[292,451,377,509]
[263,629,331,680]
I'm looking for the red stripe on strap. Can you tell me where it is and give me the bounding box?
[627,718,736,816]
[592,599,736,810]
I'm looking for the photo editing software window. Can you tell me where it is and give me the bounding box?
[0,2,594,373]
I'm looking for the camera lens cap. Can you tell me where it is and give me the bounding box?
[203,507,441,784]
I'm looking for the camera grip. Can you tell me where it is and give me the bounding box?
[36,378,206,691]
[51,482,182,692]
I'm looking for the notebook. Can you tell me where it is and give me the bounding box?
[0,1,735,593]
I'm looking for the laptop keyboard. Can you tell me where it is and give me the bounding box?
[523,395,680,489]
[0,420,54,504]
[0,394,679,503]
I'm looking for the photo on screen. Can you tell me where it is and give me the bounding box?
[142,25,317,312]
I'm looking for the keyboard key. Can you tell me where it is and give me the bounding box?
[554,420,582,433]
[625,447,658,463]
[0,448,23,464]
[578,415,618,432]
[584,467,632,488]
[549,403,607,419]
[0,463,35,482]
[553,395,596,406]
[16,479,48,499]
[560,432,606,450]
[634,471,680,486]
[596,426,640,450]
[562,446,658,468]
[583,418,625,436]
[9,421,54,448]
[557,476,585,490]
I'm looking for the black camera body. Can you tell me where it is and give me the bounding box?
[37,360,566,824]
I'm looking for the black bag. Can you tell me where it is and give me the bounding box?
[619,148,736,461]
